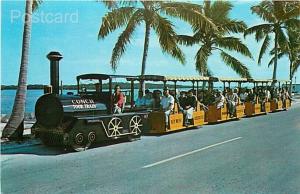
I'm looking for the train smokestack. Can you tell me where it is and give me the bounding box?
[47,51,63,95]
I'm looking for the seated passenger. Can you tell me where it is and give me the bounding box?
[239,88,248,103]
[246,89,256,104]
[182,90,197,126]
[145,89,154,107]
[226,88,239,117]
[264,89,271,101]
[112,85,125,114]
[271,88,280,102]
[214,90,225,109]
[135,90,146,108]
[160,87,175,128]
[178,91,187,112]
[281,89,290,107]
[152,90,162,110]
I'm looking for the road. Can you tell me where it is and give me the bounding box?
[2,103,300,194]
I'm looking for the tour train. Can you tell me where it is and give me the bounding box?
[32,52,292,151]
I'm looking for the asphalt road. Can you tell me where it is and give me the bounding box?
[2,103,300,194]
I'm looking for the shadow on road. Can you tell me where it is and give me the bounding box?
[1,138,133,156]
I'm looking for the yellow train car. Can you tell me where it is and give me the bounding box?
[205,78,246,123]
[269,79,291,112]
[128,75,216,134]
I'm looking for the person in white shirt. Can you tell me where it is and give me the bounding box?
[226,88,239,117]
[160,87,175,128]
[239,88,248,103]
[214,90,225,109]
[135,90,146,108]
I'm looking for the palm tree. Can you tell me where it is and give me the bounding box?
[99,1,216,91]
[268,27,300,94]
[244,1,300,84]
[2,0,42,139]
[177,1,252,78]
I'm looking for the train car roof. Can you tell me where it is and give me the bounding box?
[76,74,138,80]
[271,79,291,83]
[127,75,218,82]
[219,78,249,82]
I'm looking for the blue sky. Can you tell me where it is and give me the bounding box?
[1,0,299,85]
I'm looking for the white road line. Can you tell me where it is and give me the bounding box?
[142,137,243,169]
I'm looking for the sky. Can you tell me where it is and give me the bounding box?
[1,0,299,85]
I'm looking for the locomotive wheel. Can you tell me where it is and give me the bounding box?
[71,132,89,152]
[129,115,142,137]
[85,131,96,149]
[107,117,123,137]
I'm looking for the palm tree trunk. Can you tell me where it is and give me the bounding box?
[289,61,293,95]
[272,31,278,86]
[2,0,33,139]
[140,22,150,94]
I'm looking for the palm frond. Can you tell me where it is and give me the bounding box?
[209,1,233,23]
[221,20,247,33]
[258,35,270,65]
[176,35,198,46]
[244,23,273,40]
[282,2,300,20]
[32,0,42,12]
[195,45,211,74]
[292,60,300,77]
[273,1,285,21]
[284,18,300,29]
[152,13,185,64]
[101,0,119,9]
[110,10,143,70]
[267,52,286,67]
[160,2,217,31]
[170,46,186,65]
[220,51,251,78]
[203,1,211,17]
[277,27,289,50]
[251,2,276,23]
[215,36,253,58]
[98,7,136,39]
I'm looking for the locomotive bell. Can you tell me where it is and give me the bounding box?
[47,51,63,95]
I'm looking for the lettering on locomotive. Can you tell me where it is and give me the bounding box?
[71,99,97,109]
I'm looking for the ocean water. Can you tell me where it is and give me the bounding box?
[1,90,76,114]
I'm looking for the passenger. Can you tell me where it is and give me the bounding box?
[278,88,283,101]
[182,90,197,126]
[135,90,146,108]
[281,88,290,107]
[258,88,265,104]
[239,88,248,103]
[178,91,187,112]
[197,91,209,111]
[112,85,125,114]
[160,87,175,128]
[214,90,225,109]
[205,90,215,106]
[226,88,239,117]
[145,90,154,107]
[264,88,271,101]
[152,90,162,110]
[271,88,279,102]
[246,89,256,104]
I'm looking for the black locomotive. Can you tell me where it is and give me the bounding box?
[32,52,148,151]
